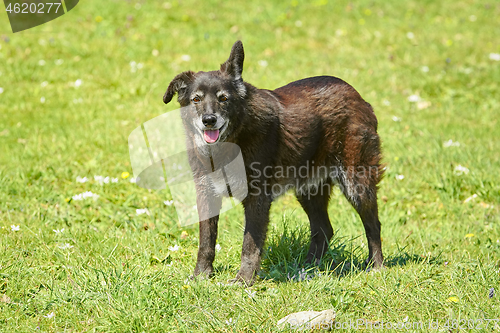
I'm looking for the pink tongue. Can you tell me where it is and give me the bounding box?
[203,129,219,143]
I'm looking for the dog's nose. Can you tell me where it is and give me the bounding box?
[202,114,218,128]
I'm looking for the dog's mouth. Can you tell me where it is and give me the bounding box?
[203,129,220,143]
[202,122,227,144]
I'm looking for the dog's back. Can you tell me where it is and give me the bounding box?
[237,76,383,202]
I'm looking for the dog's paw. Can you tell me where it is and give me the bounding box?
[364,260,385,273]
[364,257,384,271]
[228,272,255,287]
[227,278,246,287]
[305,256,323,266]
[190,273,213,283]
[192,265,214,280]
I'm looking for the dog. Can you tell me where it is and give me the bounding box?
[163,41,384,286]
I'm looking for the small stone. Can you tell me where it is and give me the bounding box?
[277,309,336,330]
[1,294,11,303]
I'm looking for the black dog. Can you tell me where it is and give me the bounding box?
[163,41,384,286]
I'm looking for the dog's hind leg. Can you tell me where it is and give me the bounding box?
[296,180,334,264]
[338,164,384,269]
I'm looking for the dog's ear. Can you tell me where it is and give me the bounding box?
[220,41,246,98]
[163,71,195,105]
[221,40,244,79]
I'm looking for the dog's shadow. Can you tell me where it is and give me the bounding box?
[255,225,443,283]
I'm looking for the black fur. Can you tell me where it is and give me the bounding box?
[164,41,384,286]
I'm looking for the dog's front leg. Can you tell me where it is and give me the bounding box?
[193,188,222,279]
[234,194,272,286]
[193,215,219,278]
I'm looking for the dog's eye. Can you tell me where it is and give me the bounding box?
[219,95,227,102]
[193,96,201,103]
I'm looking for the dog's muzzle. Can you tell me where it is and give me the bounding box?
[200,115,227,144]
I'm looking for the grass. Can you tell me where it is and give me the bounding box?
[0,0,499,331]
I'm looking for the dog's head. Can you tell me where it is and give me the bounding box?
[163,41,247,146]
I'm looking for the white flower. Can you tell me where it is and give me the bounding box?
[215,244,221,252]
[76,176,88,183]
[53,228,65,234]
[421,66,429,73]
[129,177,137,183]
[129,61,143,73]
[58,243,73,249]
[94,175,109,184]
[406,32,414,39]
[84,191,98,199]
[464,194,478,203]
[396,174,405,180]
[0,87,3,94]
[38,60,46,66]
[152,49,159,57]
[460,67,473,74]
[489,53,500,61]
[74,79,82,87]
[40,97,45,103]
[41,81,48,87]
[136,208,150,216]
[245,289,256,298]
[72,191,99,201]
[11,225,20,232]
[454,165,469,175]
[258,60,268,67]
[225,318,233,325]
[168,244,180,251]
[443,139,460,148]
[392,116,401,122]
[408,94,421,102]
[111,178,118,183]
[55,59,64,65]
[164,200,174,206]
[180,54,191,62]
[417,100,431,110]
[43,312,55,318]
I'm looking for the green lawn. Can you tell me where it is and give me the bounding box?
[1,0,499,331]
